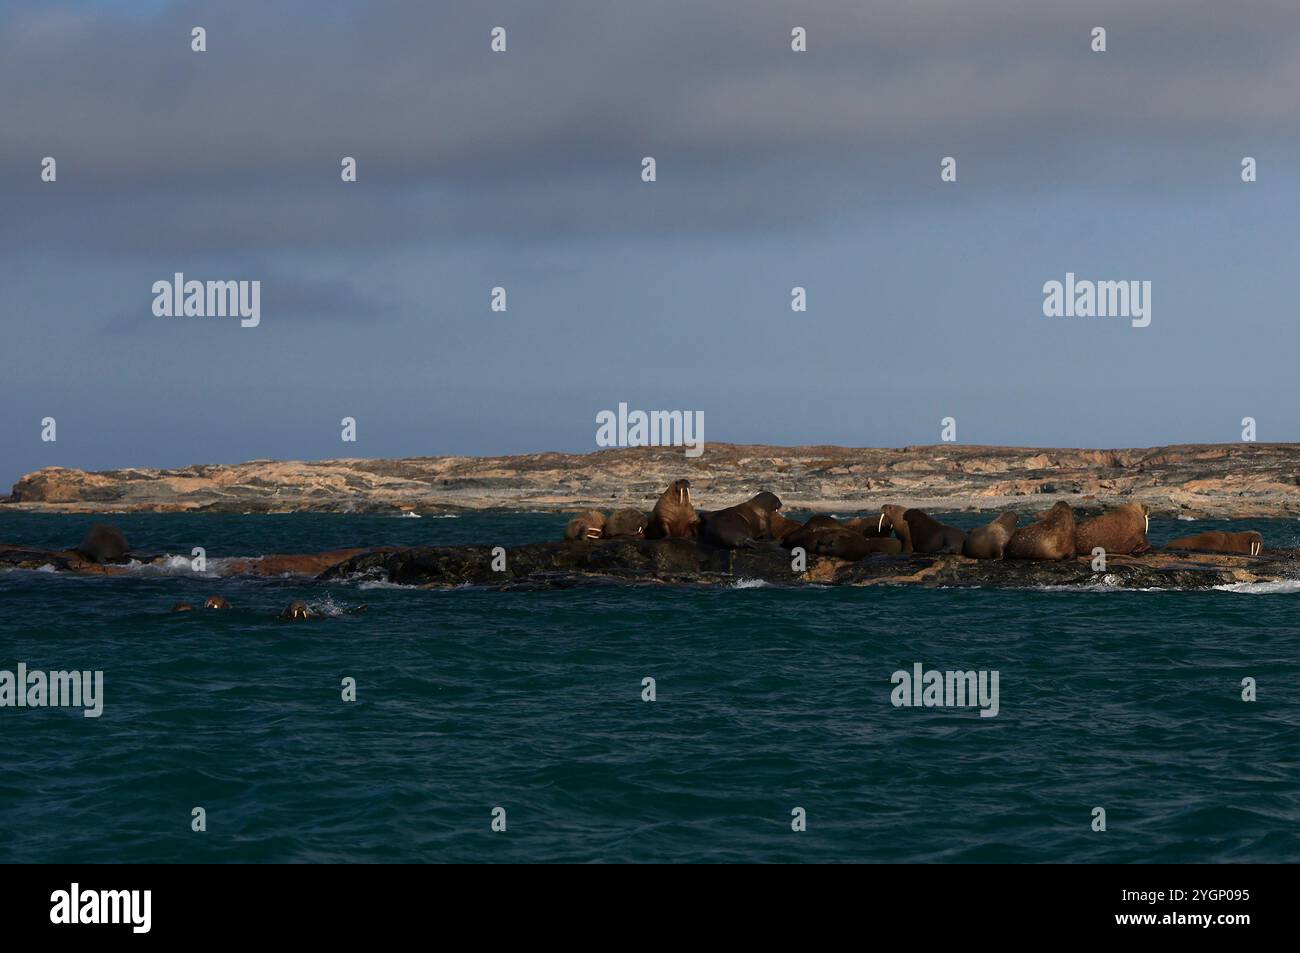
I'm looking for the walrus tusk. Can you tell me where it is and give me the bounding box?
[1145,514,1149,533]
[1251,540,1261,556]
[878,513,885,533]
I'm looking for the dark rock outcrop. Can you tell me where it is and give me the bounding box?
[318,538,1284,591]
[76,524,130,563]
[4,537,1290,591]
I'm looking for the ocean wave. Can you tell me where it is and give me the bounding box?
[731,578,769,589]
[301,594,352,617]
[111,555,244,578]
[1213,580,1300,594]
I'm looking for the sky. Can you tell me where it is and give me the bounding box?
[2,0,1299,487]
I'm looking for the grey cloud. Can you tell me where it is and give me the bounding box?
[2,0,1298,253]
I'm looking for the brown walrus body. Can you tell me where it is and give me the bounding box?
[701,492,783,549]
[1163,530,1263,556]
[564,510,606,541]
[844,516,893,538]
[171,601,195,612]
[603,508,648,539]
[962,512,1018,559]
[793,529,901,559]
[784,516,903,560]
[645,480,699,539]
[1005,502,1076,560]
[901,508,965,554]
[204,596,231,610]
[785,524,862,559]
[768,511,805,543]
[77,524,129,563]
[1074,503,1150,556]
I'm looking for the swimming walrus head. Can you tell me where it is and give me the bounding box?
[203,596,231,610]
[281,600,312,621]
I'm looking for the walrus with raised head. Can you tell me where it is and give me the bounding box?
[962,512,1018,559]
[645,479,699,539]
[1005,501,1076,560]
[1163,530,1263,556]
[603,508,648,539]
[564,510,606,541]
[701,492,783,549]
[76,524,129,563]
[878,505,912,553]
[1074,503,1150,556]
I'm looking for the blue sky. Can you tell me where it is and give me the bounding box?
[2,0,1298,487]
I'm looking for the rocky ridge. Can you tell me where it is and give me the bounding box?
[6,442,1300,518]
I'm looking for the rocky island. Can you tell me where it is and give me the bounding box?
[6,442,1300,518]
[3,443,1297,592]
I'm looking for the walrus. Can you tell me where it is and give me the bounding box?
[768,511,805,543]
[280,600,312,621]
[701,492,783,549]
[564,510,606,541]
[1163,530,1263,556]
[170,601,195,612]
[906,508,966,554]
[603,508,648,539]
[204,596,231,609]
[844,516,893,538]
[786,524,902,559]
[76,524,129,563]
[1005,501,1076,560]
[962,512,1018,559]
[878,505,912,553]
[645,479,699,539]
[1074,503,1150,556]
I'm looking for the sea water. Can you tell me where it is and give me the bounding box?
[2,511,1298,863]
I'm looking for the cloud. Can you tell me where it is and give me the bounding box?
[1,0,1298,254]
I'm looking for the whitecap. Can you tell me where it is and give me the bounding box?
[1214,580,1300,594]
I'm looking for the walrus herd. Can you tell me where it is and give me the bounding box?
[563,483,1270,562]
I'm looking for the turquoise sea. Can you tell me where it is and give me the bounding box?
[2,511,1299,863]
